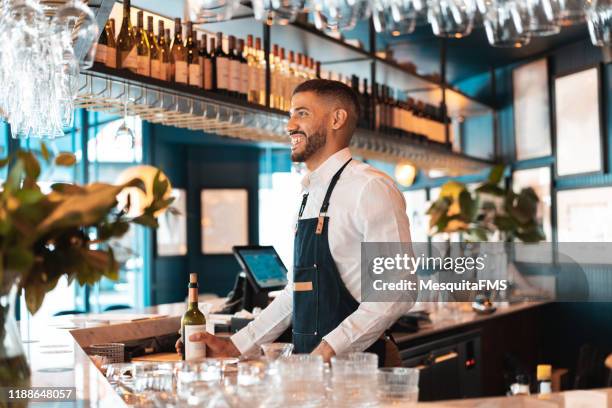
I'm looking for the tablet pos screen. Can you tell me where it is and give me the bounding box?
[233,246,288,291]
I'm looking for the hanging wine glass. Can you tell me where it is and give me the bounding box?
[482,0,531,47]
[187,0,240,23]
[373,0,419,34]
[115,98,136,159]
[428,0,477,38]
[253,0,306,25]
[52,0,99,69]
[556,0,588,25]
[313,0,372,32]
[522,0,561,36]
[586,0,611,45]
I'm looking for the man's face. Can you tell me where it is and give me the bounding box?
[287,91,329,163]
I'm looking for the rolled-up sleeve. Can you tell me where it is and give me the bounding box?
[323,176,413,355]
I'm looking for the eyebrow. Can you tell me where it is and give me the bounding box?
[291,106,310,113]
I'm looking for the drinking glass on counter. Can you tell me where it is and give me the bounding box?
[260,342,294,360]
[377,367,420,405]
[268,355,326,407]
[331,352,379,407]
[133,362,175,393]
[175,360,223,401]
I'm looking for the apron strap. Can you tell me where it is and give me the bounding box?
[319,158,352,215]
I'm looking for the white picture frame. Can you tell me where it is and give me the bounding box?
[201,189,248,254]
[156,188,188,256]
[513,59,552,160]
[554,67,603,177]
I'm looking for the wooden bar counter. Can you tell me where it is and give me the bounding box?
[19,301,612,407]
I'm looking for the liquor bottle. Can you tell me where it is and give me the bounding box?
[135,11,150,76]
[286,50,297,110]
[246,35,258,104]
[256,37,266,105]
[171,18,187,84]
[94,18,108,64]
[116,0,136,71]
[186,22,201,87]
[147,16,161,79]
[163,29,172,81]
[156,22,168,80]
[181,273,207,361]
[200,34,213,90]
[228,35,241,98]
[238,39,248,100]
[209,36,217,90]
[270,45,280,109]
[105,19,117,69]
[215,32,229,94]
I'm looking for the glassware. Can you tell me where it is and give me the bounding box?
[175,359,223,401]
[482,0,531,47]
[260,342,294,360]
[53,0,99,69]
[377,367,420,404]
[269,355,326,407]
[313,0,372,32]
[373,0,419,34]
[557,0,588,25]
[132,362,175,393]
[253,0,306,24]
[187,0,240,23]
[428,0,477,38]
[586,0,611,46]
[330,352,379,407]
[523,0,561,36]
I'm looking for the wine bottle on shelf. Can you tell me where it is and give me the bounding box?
[246,35,258,104]
[105,19,117,69]
[215,32,230,94]
[256,37,266,106]
[156,22,168,80]
[94,18,108,64]
[181,273,207,361]
[209,36,217,91]
[116,0,136,71]
[238,39,249,101]
[200,34,213,91]
[187,22,201,87]
[286,50,297,110]
[279,47,288,110]
[171,18,187,84]
[135,11,150,76]
[228,36,241,98]
[163,29,172,81]
[148,16,161,79]
[271,45,282,109]
[362,78,371,129]
[315,61,321,79]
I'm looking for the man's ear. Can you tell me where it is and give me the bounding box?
[331,108,349,130]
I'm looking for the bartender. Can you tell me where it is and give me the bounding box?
[179,79,413,365]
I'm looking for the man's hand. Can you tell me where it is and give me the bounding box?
[311,340,336,363]
[175,332,241,358]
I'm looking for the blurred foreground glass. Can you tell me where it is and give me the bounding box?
[132,362,175,393]
[372,0,420,34]
[253,0,305,24]
[331,352,379,407]
[378,367,420,404]
[313,0,372,31]
[268,355,326,407]
[260,342,294,360]
[186,0,240,23]
[175,360,223,401]
[53,0,99,69]
[428,0,477,38]
[523,0,561,36]
[482,0,531,47]
[586,0,611,46]
[557,0,588,24]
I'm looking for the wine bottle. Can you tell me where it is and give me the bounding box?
[155,21,167,80]
[228,35,240,98]
[163,28,172,81]
[181,273,207,361]
[135,11,150,76]
[201,34,213,90]
[315,61,321,79]
[256,37,266,105]
[238,39,248,100]
[186,22,201,87]
[94,18,108,64]
[105,19,117,68]
[215,32,229,94]
[210,36,217,91]
[246,35,258,104]
[116,0,136,72]
[171,18,187,84]
[147,16,161,79]
[270,44,280,109]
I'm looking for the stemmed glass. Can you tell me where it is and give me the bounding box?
[53,0,99,69]
[253,0,306,25]
[522,0,561,36]
[586,0,611,46]
[480,0,531,47]
[373,0,421,35]
[428,0,477,38]
[313,0,372,32]
[187,0,240,23]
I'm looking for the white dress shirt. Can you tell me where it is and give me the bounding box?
[231,147,413,355]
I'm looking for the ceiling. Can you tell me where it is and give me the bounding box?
[384,21,592,84]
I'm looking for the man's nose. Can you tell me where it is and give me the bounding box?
[286,116,298,134]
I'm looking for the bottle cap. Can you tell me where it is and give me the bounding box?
[537,365,552,381]
[190,273,198,283]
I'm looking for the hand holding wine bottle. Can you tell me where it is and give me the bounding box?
[175,331,240,358]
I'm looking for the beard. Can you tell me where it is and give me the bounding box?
[291,127,327,162]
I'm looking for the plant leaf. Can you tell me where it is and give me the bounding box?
[17,151,41,181]
[40,142,51,163]
[51,183,86,194]
[55,152,77,166]
[488,164,505,184]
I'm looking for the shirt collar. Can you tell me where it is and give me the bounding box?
[301,147,352,189]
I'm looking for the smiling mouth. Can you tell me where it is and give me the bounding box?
[290,134,306,149]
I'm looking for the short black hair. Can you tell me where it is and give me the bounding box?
[292,79,360,122]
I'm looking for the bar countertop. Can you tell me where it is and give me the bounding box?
[19,300,612,407]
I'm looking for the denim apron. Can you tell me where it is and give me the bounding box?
[292,158,386,363]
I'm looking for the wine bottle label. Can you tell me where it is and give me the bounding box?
[151,59,161,79]
[137,56,150,76]
[216,57,229,90]
[95,44,107,63]
[189,63,202,87]
[106,48,117,68]
[258,67,265,96]
[175,61,188,83]
[229,60,241,92]
[203,58,212,90]
[163,62,172,81]
[240,63,249,95]
[121,47,138,72]
[248,65,258,94]
[184,324,206,360]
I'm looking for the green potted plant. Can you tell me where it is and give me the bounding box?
[0,146,173,389]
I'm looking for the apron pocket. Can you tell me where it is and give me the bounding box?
[292,265,318,335]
